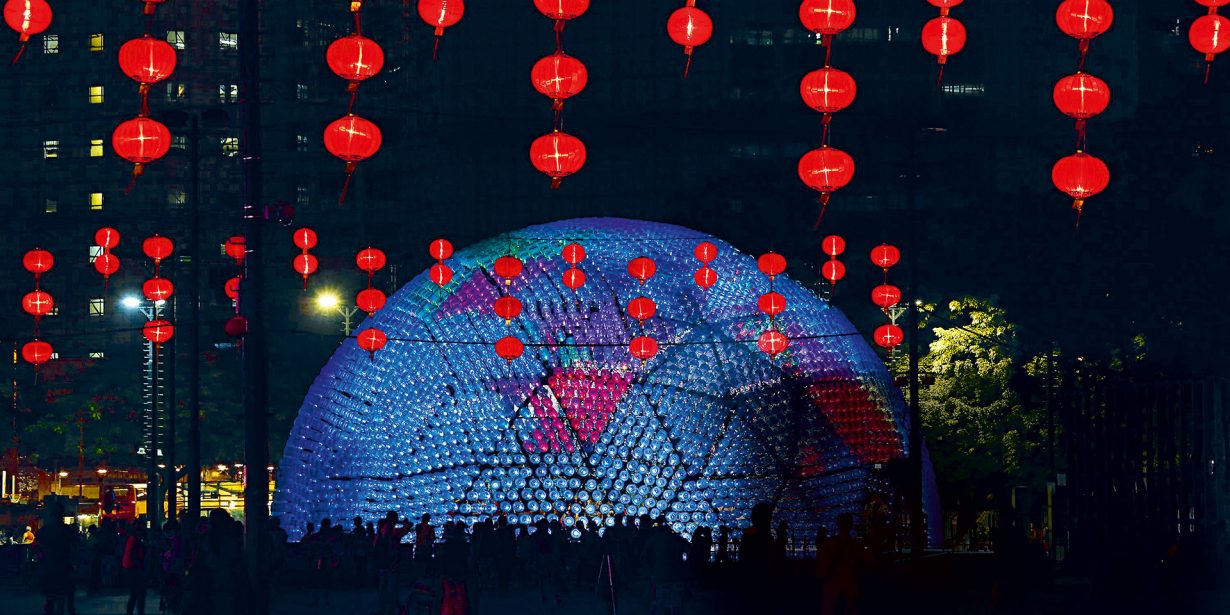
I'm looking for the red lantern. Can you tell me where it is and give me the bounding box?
[629,336,658,362]
[874,324,904,349]
[531,53,589,110]
[871,284,902,309]
[562,267,586,291]
[1052,151,1109,219]
[118,36,178,93]
[224,277,240,300]
[113,117,172,187]
[493,296,523,323]
[1197,0,1230,6]
[327,34,385,91]
[429,263,454,286]
[292,228,318,251]
[530,131,587,188]
[224,315,248,338]
[627,297,657,323]
[693,266,717,289]
[822,235,845,257]
[143,320,175,345]
[798,146,855,226]
[921,16,966,65]
[95,227,121,250]
[800,68,857,114]
[870,244,901,269]
[534,0,589,20]
[1053,72,1110,119]
[142,235,175,263]
[4,0,51,62]
[493,256,523,284]
[757,252,787,279]
[667,5,713,77]
[561,243,586,265]
[694,242,717,263]
[225,236,246,264]
[1056,0,1113,40]
[758,329,788,356]
[821,260,846,284]
[21,340,52,366]
[799,0,856,36]
[495,335,524,362]
[21,290,53,317]
[758,292,786,317]
[430,238,454,260]
[627,257,656,284]
[94,253,120,279]
[357,288,387,316]
[143,277,174,302]
[357,328,388,357]
[324,115,382,204]
[1191,14,1230,81]
[22,249,53,276]
[356,247,387,273]
[418,0,464,58]
[293,253,319,288]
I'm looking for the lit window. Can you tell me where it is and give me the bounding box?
[90,139,104,157]
[941,83,985,96]
[44,199,57,213]
[43,140,59,159]
[296,185,309,206]
[90,192,104,211]
[166,30,185,50]
[47,306,59,316]
[172,135,187,150]
[296,134,308,152]
[49,352,60,360]
[89,246,103,263]
[88,85,104,104]
[89,33,104,52]
[88,298,105,317]
[168,188,186,208]
[296,83,308,101]
[88,352,105,359]
[166,82,186,102]
[218,83,238,103]
[221,137,239,156]
[42,34,58,54]
[219,32,238,50]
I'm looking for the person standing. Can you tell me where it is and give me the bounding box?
[414,514,435,574]
[372,512,412,615]
[817,514,867,615]
[35,506,76,615]
[123,524,148,615]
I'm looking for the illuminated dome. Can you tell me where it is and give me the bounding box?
[274,218,913,539]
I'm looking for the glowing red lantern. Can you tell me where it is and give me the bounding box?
[758,329,788,356]
[800,68,857,114]
[95,227,121,250]
[4,0,51,62]
[21,290,53,317]
[224,315,247,338]
[493,256,523,284]
[530,131,587,188]
[292,228,318,251]
[142,235,175,263]
[821,260,846,284]
[493,296,523,323]
[113,117,172,186]
[357,328,388,358]
[21,340,52,366]
[1197,0,1230,6]
[94,253,120,280]
[799,0,856,36]
[1191,14,1230,81]
[143,277,174,302]
[324,115,383,204]
[1052,151,1109,219]
[534,0,589,20]
[562,267,586,290]
[143,320,175,345]
[225,236,246,264]
[1056,0,1113,41]
[142,0,167,16]
[694,242,717,263]
[629,336,658,362]
[327,34,385,91]
[531,53,589,110]
[921,16,966,66]
[798,146,855,226]
[870,244,901,269]
[293,253,319,288]
[118,36,178,94]
[418,0,464,58]
[225,277,240,300]
[693,266,717,289]
[758,292,786,317]
[1053,72,1110,120]
[822,235,845,257]
[561,243,586,265]
[627,257,656,284]
[874,324,904,349]
[495,336,524,362]
[667,4,713,77]
[23,248,53,276]
[627,297,657,323]
[430,238,454,261]
[357,288,387,316]
[429,263,454,286]
[871,284,902,309]
[356,247,387,273]
[757,252,787,279]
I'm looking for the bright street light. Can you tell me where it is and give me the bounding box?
[313,289,358,335]
[315,291,340,310]
[122,296,141,309]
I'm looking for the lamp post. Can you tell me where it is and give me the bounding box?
[122,295,166,529]
[314,291,359,336]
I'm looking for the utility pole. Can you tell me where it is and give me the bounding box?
[165,293,177,523]
[906,126,925,558]
[239,0,269,612]
[187,114,202,526]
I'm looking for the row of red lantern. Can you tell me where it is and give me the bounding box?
[693,241,717,289]
[142,235,175,347]
[1189,0,1230,82]
[93,227,121,288]
[492,252,526,362]
[354,245,389,359]
[920,0,966,85]
[528,0,589,189]
[756,251,789,357]
[325,2,385,206]
[292,227,319,289]
[797,0,857,228]
[113,0,178,193]
[869,243,904,350]
[626,255,658,362]
[821,235,846,286]
[561,242,587,291]
[20,248,54,366]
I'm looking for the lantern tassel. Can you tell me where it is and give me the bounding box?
[144,1,156,15]
[550,177,562,189]
[935,63,945,88]
[821,113,832,147]
[1074,119,1086,150]
[433,30,443,60]
[822,34,833,67]
[1204,60,1212,85]
[124,164,145,196]
[1077,39,1090,71]
[554,19,565,52]
[812,193,831,230]
[1072,199,1084,231]
[347,91,358,114]
[339,162,356,205]
[140,89,151,117]
[682,49,694,79]
[11,42,27,64]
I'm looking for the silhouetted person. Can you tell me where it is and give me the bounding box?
[373,511,411,615]
[644,517,688,615]
[35,504,76,615]
[716,525,731,563]
[123,524,147,615]
[438,522,471,614]
[818,513,866,615]
[776,520,790,556]
[414,513,435,571]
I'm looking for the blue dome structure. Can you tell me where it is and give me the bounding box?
[274,218,922,541]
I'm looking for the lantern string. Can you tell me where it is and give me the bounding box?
[11,43,27,65]
[1205,62,1212,85]
[348,92,358,115]
[822,34,833,67]
[812,195,830,230]
[683,54,693,79]
[433,35,442,60]
[354,10,363,36]
[554,19,564,52]
[339,171,355,205]
[935,64,945,88]
[1077,40,1089,71]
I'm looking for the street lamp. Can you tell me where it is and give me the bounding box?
[121,295,168,529]
[314,290,359,336]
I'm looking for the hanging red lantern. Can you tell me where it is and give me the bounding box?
[921,16,966,68]
[4,0,51,62]
[800,68,857,114]
[530,131,587,188]
[429,238,454,261]
[357,328,388,358]
[493,256,523,284]
[798,146,855,226]
[113,117,172,189]
[118,36,178,94]
[694,266,717,289]
[493,296,523,323]
[561,243,586,265]
[758,329,788,356]
[356,247,387,273]
[1052,151,1109,221]
[224,277,240,300]
[225,236,246,264]
[495,335,524,362]
[1197,0,1230,6]
[757,252,787,279]
[356,288,387,316]
[629,336,658,361]
[870,244,901,269]
[874,324,904,349]
[627,297,657,323]
[871,284,902,309]
[94,253,120,279]
[324,114,383,204]
[142,277,174,302]
[429,263,454,286]
[418,0,464,59]
[21,339,52,366]
[562,267,586,290]
[1056,0,1114,41]
[1190,14,1230,82]
[667,4,713,77]
[694,242,717,263]
[627,257,657,284]
[327,34,385,91]
[821,259,846,284]
[22,248,53,276]
[757,292,787,317]
[531,53,589,110]
[292,228,318,251]
[95,227,121,250]
[143,320,175,345]
[534,0,589,21]
[799,0,856,36]
[1053,72,1110,120]
[822,235,845,257]
[21,290,53,318]
[142,235,175,263]
[293,253,319,288]
[224,315,248,338]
